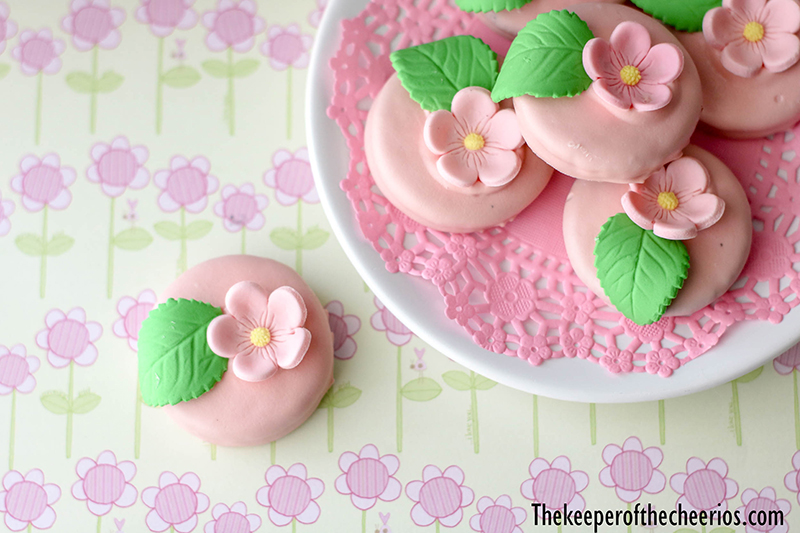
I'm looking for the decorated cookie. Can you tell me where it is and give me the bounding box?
[137,255,334,447]
[563,145,752,324]
[495,4,702,183]
[365,35,554,233]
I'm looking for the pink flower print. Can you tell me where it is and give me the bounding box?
[469,495,526,533]
[325,301,360,360]
[308,0,327,28]
[203,0,265,53]
[142,472,210,533]
[645,348,680,377]
[256,464,324,526]
[670,457,739,512]
[445,234,478,261]
[622,157,726,240]
[113,290,157,351]
[0,345,39,395]
[0,192,14,237]
[10,154,75,212]
[517,335,551,366]
[214,184,268,232]
[371,297,413,346]
[87,137,149,198]
[204,502,261,533]
[560,329,593,359]
[775,344,800,374]
[421,257,457,287]
[72,451,137,516]
[155,156,219,213]
[263,149,319,206]
[136,0,197,37]
[737,487,790,533]
[208,282,311,382]
[62,0,126,51]
[521,457,588,516]
[473,324,507,353]
[704,0,800,77]
[486,272,535,322]
[424,87,524,188]
[406,465,474,528]
[599,347,634,374]
[599,437,666,503]
[444,293,476,327]
[0,470,60,531]
[37,308,102,368]
[262,25,312,71]
[335,444,402,510]
[583,21,684,111]
[561,292,595,325]
[0,2,17,55]
[12,29,64,75]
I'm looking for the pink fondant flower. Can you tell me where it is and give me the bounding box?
[599,437,666,503]
[0,3,18,55]
[112,290,157,351]
[704,0,800,77]
[136,0,197,37]
[325,301,360,360]
[207,281,311,382]
[775,344,800,374]
[521,457,589,516]
[142,472,210,533]
[486,272,535,322]
[583,21,684,111]
[371,297,413,346]
[424,87,523,188]
[36,308,102,369]
[204,502,261,533]
[256,464,324,526]
[736,487,790,533]
[154,156,219,213]
[670,457,739,512]
[645,348,681,377]
[406,465,474,528]
[213,184,268,232]
[71,451,137,516]
[202,0,265,53]
[335,444,401,511]
[263,148,319,206]
[10,154,75,212]
[0,345,38,395]
[0,192,14,237]
[600,347,634,374]
[61,0,126,52]
[87,137,150,198]
[469,495,526,533]
[621,157,725,240]
[0,470,60,531]
[261,25,312,70]
[13,28,64,75]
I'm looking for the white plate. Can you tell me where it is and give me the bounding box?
[305,0,800,403]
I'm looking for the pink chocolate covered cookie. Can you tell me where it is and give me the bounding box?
[481,0,625,40]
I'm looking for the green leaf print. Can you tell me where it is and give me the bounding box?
[401,377,442,402]
[162,66,201,88]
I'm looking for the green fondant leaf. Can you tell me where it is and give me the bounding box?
[491,10,594,101]
[390,35,499,112]
[594,213,689,326]
[401,377,442,402]
[442,370,472,391]
[454,0,532,12]
[630,0,721,33]
[138,298,227,407]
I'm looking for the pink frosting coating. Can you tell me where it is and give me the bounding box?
[583,21,684,112]
[703,0,800,78]
[563,145,752,318]
[621,157,726,240]
[207,283,312,382]
[480,0,624,40]
[161,255,334,447]
[365,73,553,232]
[513,3,702,183]
[424,87,524,188]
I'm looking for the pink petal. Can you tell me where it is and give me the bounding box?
[72,480,87,500]
[602,444,622,465]
[676,193,725,232]
[726,0,766,19]
[30,507,56,529]
[639,43,684,85]
[652,212,697,240]
[270,327,311,369]
[643,470,666,493]
[179,472,201,492]
[173,515,198,533]
[484,109,523,150]
[424,111,462,154]
[609,21,652,66]
[207,315,246,358]
[380,477,402,501]
[703,8,741,49]
[48,189,72,210]
[670,472,687,494]
[406,480,423,501]
[380,454,399,475]
[73,344,98,366]
[267,286,307,331]
[422,465,442,482]
[475,147,521,187]
[621,191,658,230]
[592,78,632,110]
[295,501,320,524]
[443,466,464,485]
[87,500,112,515]
[437,149,478,188]
[667,156,709,196]
[233,350,278,381]
[225,281,269,321]
[599,466,614,487]
[307,478,324,499]
[642,447,663,468]
[630,82,673,112]
[450,87,498,130]
[763,0,800,33]
[762,33,800,73]
[721,40,764,78]
[582,38,618,80]
[438,508,463,527]
[410,503,436,526]
[265,465,287,485]
[615,487,642,503]
[268,509,293,527]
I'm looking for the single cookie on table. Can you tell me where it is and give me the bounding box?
[365,35,554,233]
[491,4,702,183]
[563,145,752,325]
[137,255,334,447]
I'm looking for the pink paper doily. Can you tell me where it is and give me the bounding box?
[326,0,800,377]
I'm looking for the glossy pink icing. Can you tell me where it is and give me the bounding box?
[513,3,702,183]
[480,0,624,40]
[621,157,725,240]
[161,255,333,447]
[207,283,311,382]
[365,73,553,233]
[424,87,524,187]
[563,145,752,317]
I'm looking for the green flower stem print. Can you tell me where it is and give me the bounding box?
[269,201,329,276]
[442,370,497,453]
[8,390,16,469]
[105,198,153,297]
[135,378,142,459]
[210,444,217,461]
[659,399,666,445]
[730,366,763,446]
[318,384,362,452]
[795,369,800,449]
[41,362,101,458]
[2,343,41,470]
[35,72,43,144]
[532,394,539,457]
[270,440,276,465]
[15,29,65,144]
[155,38,201,134]
[395,346,442,452]
[201,49,259,135]
[154,208,213,275]
[214,184,269,256]
[65,46,124,134]
[0,63,9,79]
[16,206,75,298]
[773,349,800,449]
[286,66,293,138]
[590,403,597,445]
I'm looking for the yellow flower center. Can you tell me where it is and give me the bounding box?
[620,65,642,86]
[250,327,271,347]
[657,191,679,211]
[743,21,765,42]
[463,132,485,151]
